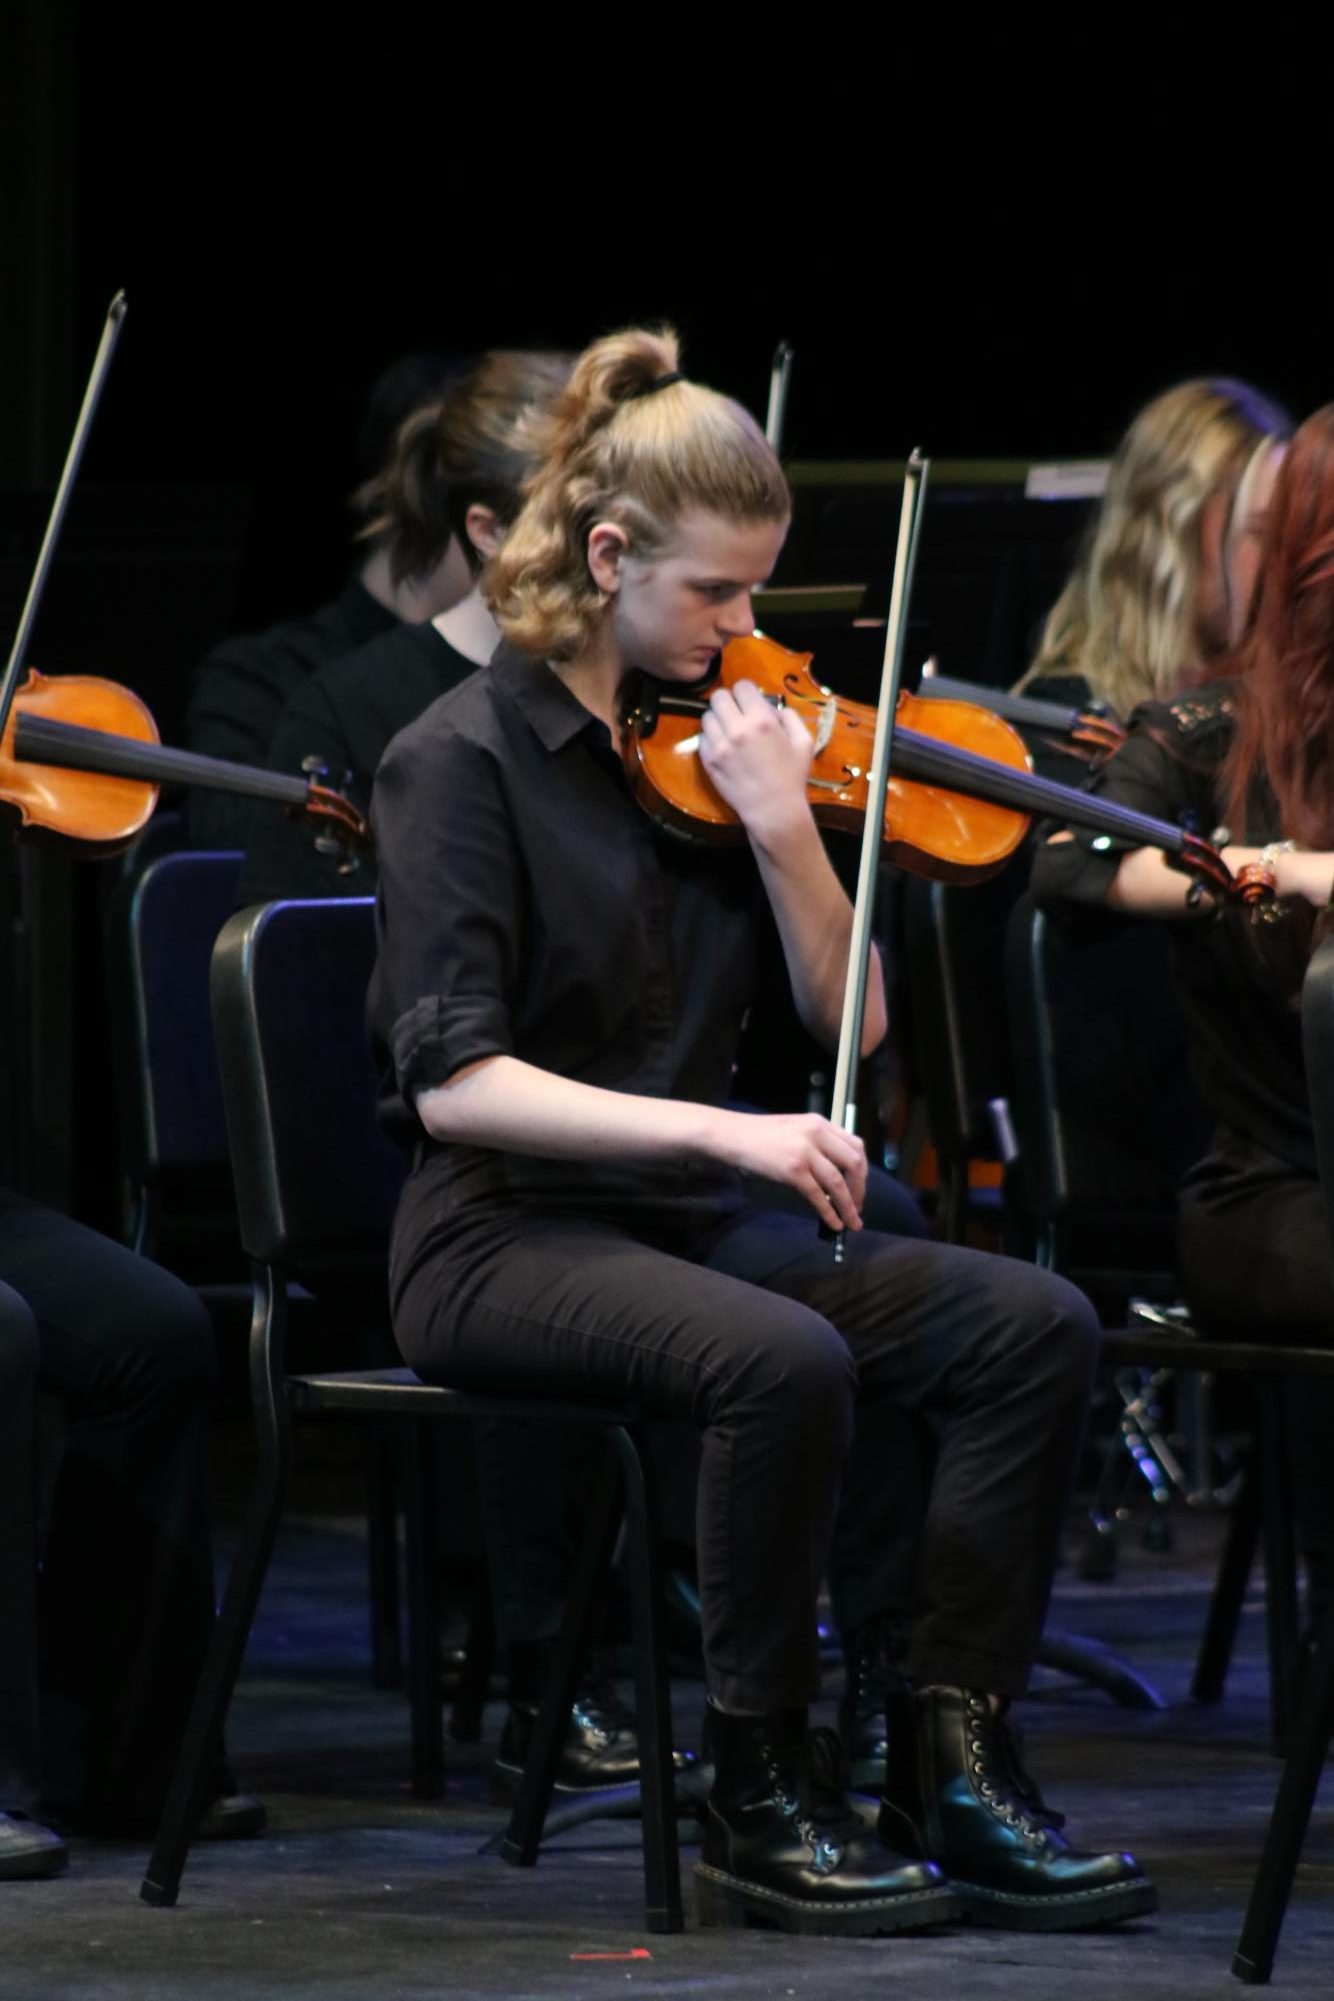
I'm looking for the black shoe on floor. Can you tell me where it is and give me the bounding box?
[878,1686,1156,1931]
[0,1812,68,1881]
[696,1705,959,1937]
[195,1792,267,1840]
[490,1675,695,1804]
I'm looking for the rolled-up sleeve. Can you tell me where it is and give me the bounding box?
[369,714,523,1119]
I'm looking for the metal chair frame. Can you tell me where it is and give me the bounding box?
[139,898,683,1932]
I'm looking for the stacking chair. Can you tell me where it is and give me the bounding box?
[104,845,242,1264]
[1006,891,1334,1748]
[104,845,406,1689]
[140,896,683,1932]
[1233,934,1334,1983]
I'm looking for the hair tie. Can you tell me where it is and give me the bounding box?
[630,371,683,400]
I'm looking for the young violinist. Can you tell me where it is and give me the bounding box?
[1032,402,1334,1643]
[1015,378,1289,777]
[244,342,924,1805]
[368,326,1154,1936]
[183,353,471,848]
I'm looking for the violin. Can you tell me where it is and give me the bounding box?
[4,667,369,861]
[621,630,1247,904]
[914,665,1126,767]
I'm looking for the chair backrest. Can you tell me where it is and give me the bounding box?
[1005,890,1213,1290]
[900,852,1029,1165]
[106,847,242,1189]
[1301,933,1334,1262]
[209,897,406,1282]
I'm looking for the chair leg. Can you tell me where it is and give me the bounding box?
[450,1566,494,1745]
[1232,1602,1334,1984]
[141,1266,291,1907]
[501,1449,623,1869]
[1256,1382,1300,1753]
[941,1160,967,1246]
[366,1422,404,1689]
[613,1423,684,1935]
[403,1419,445,1799]
[1193,1460,1259,1704]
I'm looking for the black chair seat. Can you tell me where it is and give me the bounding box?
[290,1367,643,1428]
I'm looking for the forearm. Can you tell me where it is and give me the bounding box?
[747,812,887,1054]
[416,1054,728,1162]
[1103,842,1330,916]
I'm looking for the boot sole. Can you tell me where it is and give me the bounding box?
[695,1863,962,1936]
[957,1876,1159,1932]
[0,1845,68,1882]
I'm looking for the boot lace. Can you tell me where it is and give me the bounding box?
[995,1711,1066,1830]
[964,1695,1052,1847]
[764,1725,865,1873]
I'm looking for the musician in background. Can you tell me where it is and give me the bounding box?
[183,353,469,848]
[0,1199,263,1877]
[1015,379,1289,778]
[1032,402,1334,1648]
[238,349,572,905]
[369,323,1154,1937]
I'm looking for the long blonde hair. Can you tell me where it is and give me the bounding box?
[484,327,790,660]
[1019,378,1291,713]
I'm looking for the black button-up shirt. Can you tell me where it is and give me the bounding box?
[369,644,777,1236]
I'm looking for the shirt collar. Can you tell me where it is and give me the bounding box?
[490,643,603,754]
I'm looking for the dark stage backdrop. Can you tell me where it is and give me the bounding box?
[7,5,1327,711]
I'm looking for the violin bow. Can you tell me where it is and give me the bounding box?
[827,449,930,1261]
[0,292,127,740]
[764,341,795,457]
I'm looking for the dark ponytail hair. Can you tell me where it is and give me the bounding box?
[353,349,574,582]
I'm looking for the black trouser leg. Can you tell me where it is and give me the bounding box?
[0,1281,40,1816]
[0,1195,219,1825]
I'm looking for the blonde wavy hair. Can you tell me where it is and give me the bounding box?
[1019,378,1291,714]
[484,327,790,660]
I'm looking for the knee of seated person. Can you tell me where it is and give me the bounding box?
[739,1307,858,1437]
[1012,1265,1100,1387]
[0,1282,39,1398]
[129,1280,220,1410]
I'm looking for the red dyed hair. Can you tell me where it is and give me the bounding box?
[1224,405,1334,846]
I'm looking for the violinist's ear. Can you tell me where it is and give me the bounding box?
[587,521,629,595]
[464,504,505,561]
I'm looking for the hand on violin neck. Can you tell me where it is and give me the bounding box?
[708,1106,866,1235]
[698,677,815,850]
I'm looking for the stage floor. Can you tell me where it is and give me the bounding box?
[6,1451,1334,1999]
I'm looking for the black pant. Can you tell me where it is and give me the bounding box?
[0,1193,218,1822]
[1179,1132,1334,1608]
[472,1165,933,1660]
[392,1184,1097,1710]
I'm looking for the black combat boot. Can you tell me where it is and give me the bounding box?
[696,1704,959,1936]
[491,1645,695,1804]
[878,1686,1156,1930]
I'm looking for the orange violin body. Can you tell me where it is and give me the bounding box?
[0,668,158,851]
[621,631,1034,884]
